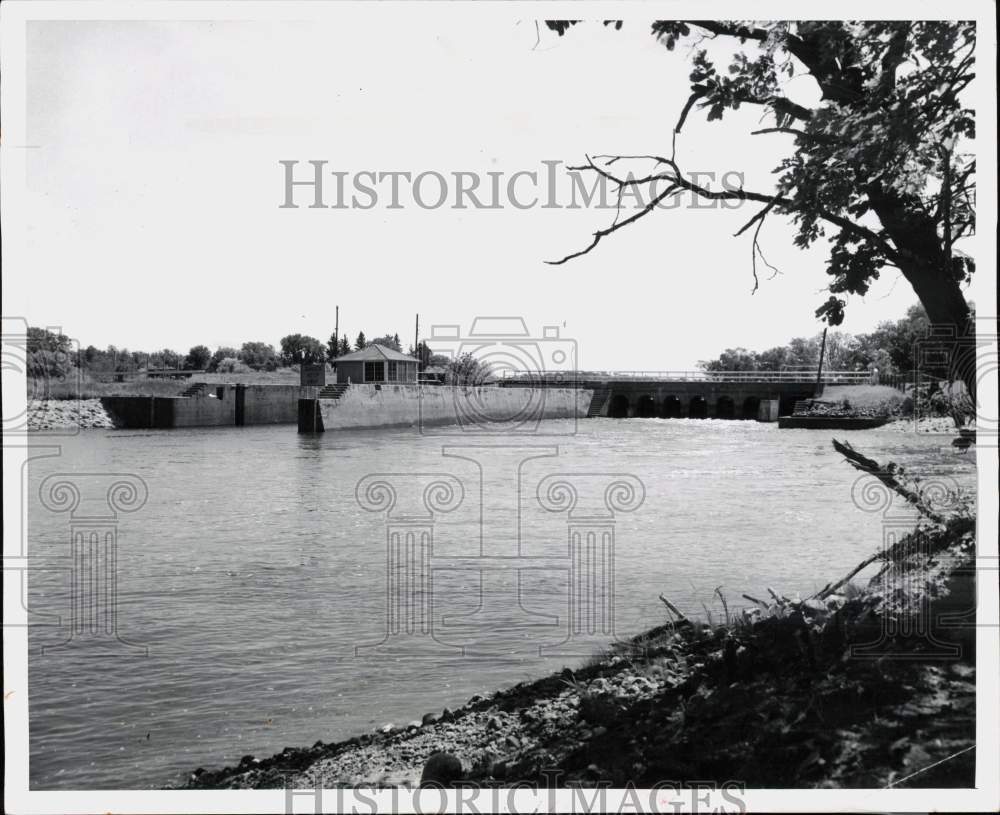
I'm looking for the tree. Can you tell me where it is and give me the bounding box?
[239,341,277,371]
[699,347,759,372]
[326,332,340,363]
[207,346,239,373]
[368,334,402,352]
[547,21,977,398]
[156,349,182,369]
[445,352,490,386]
[184,345,211,370]
[354,331,367,351]
[338,335,351,357]
[27,327,72,355]
[279,334,324,366]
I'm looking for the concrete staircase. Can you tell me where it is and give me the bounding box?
[181,382,208,397]
[318,384,350,400]
[587,388,611,417]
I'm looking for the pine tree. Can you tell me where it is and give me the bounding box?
[354,331,366,351]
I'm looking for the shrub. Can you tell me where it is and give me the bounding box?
[215,357,250,374]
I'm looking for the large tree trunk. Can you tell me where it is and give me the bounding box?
[869,192,977,404]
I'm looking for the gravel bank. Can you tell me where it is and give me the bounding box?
[27,398,117,430]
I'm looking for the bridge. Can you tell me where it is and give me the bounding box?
[498,369,874,420]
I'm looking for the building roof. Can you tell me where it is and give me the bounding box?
[333,344,419,364]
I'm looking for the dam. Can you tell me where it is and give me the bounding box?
[97,369,872,430]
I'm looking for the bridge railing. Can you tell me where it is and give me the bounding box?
[497,370,876,384]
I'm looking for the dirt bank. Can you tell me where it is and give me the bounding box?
[181,510,976,791]
[27,398,117,430]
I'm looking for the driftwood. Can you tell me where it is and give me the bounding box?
[658,594,689,624]
[832,438,945,524]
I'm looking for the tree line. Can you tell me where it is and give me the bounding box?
[24,326,443,379]
[697,303,961,378]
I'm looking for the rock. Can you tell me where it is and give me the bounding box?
[420,752,464,787]
[407,720,422,730]
[440,707,454,722]
[486,715,503,731]
[379,723,395,734]
[422,712,441,726]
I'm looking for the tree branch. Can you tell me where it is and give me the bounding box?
[549,156,900,265]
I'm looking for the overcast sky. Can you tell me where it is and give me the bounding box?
[20,17,982,369]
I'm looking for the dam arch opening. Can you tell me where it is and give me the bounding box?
[660,396,682,419]
[608,394,630,418]
[715,396,736,420]
[742,396,761,420]
[637,394,656,418]
[688,396,708,419]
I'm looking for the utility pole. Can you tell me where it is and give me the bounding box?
[334,306,339,351]
[815,326,828,397]
[414,314,420,370]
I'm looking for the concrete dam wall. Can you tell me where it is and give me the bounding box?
[299,385,592,432]
[102,384,303,429]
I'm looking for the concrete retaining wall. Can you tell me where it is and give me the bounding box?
[102,384,303,429]
[305,385,591,432]
[239,385,301,425]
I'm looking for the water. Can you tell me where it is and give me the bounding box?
[26,418,975,789]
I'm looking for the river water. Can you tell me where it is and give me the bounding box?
[25,418,975,789]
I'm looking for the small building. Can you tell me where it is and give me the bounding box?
[419,365,448,385]
[333,344,419,384]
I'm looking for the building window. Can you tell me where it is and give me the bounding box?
[364,361,384,381]
[387,361,398,381]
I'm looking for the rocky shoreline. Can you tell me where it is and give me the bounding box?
[27,398,117,430]
[180,507,976,791]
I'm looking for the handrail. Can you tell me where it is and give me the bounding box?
[497,369,876,384]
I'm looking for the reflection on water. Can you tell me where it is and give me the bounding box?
[26,418,974,788]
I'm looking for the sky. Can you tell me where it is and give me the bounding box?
[16,16,983,370]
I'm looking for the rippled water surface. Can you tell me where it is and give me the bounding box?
[26,418,975,788]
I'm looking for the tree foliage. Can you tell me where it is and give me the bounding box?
[184,345,212,370]
[698,303,950,377]
[279,334,324,366]
[239,341,278,371]
[546,20,977,392]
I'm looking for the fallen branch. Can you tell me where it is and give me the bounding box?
[832,439,945,524]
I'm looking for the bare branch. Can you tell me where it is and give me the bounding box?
[734,197,778,237]
[546,181,681,265]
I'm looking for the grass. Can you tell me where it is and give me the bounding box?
[27,368,304,400]
[29,378,190,400]
[820,384,908,409]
